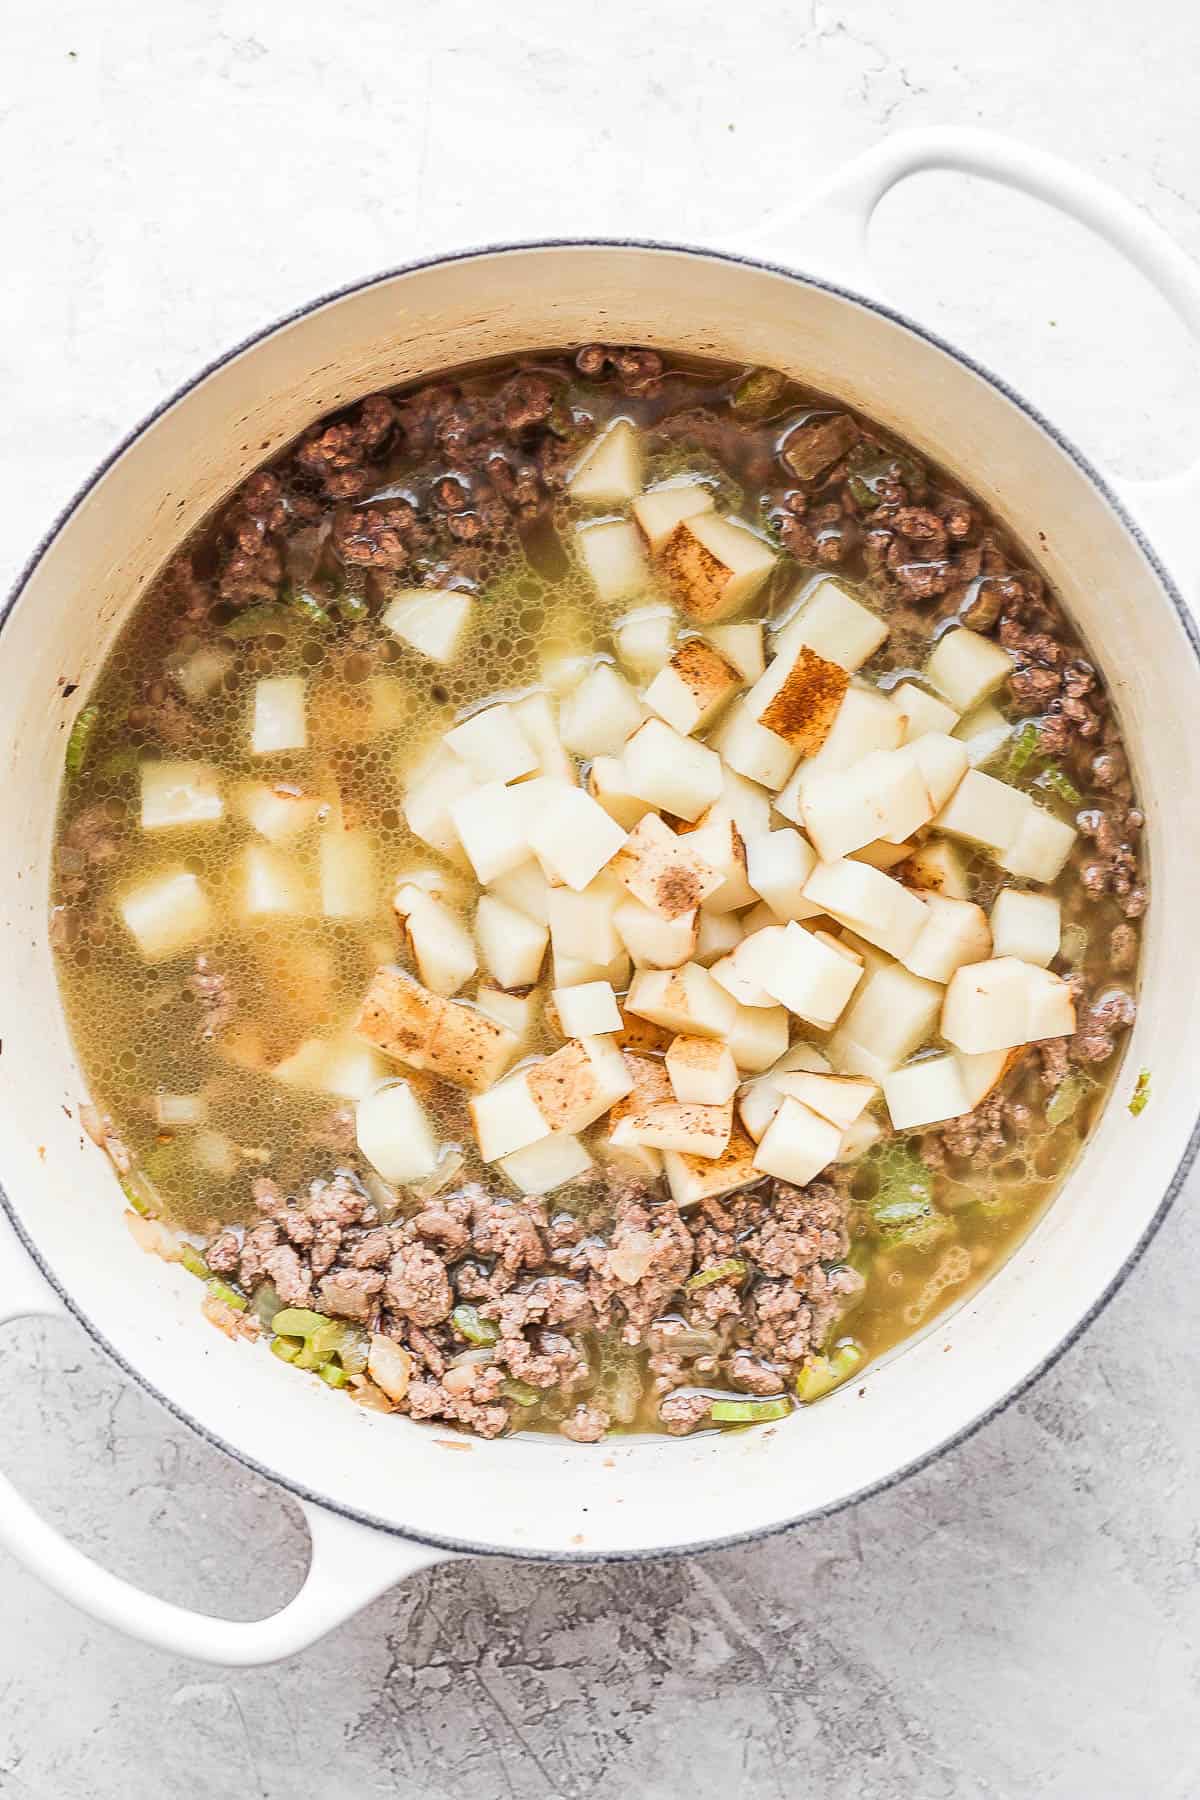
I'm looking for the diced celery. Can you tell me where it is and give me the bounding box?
[178,1243,211,1281]
[1035,764,1082,806]
[731,367,787,418]
[684,1258,746,1293]
[1128,1068,1151,1118]
[501,1377,541,1408]
[451,1304,499,1347]
[319,1362,350,1388]
[65,705,101,777]
[271,1307,331,1339]
[795,1339,863,1404]
[271,1335,302,1363]
[710,1396,790,1424]
[206,1278,247,1312]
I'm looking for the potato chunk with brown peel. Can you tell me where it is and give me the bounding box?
[666,1034,739,1106]
[632,481,715,551]
[625,962,738,1039]
[644,638,743,736]
[611,1098,733,1159]
[601,1051,672,1177]
[356,965,517,1093]
[525,1035,634,1134]
[773,1071,876,1130]
[757,646,851,755]
[657,513,777,622]
[611,813,725,920]
[662,1123,761,1209]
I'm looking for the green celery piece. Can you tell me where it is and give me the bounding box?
[223,602,296,639]
[290,589,332,627]
[178,1243,211,1281]
[1035,764,1082,806]
[271,1307,332,1339]
[796,1340,864,1404]
[1046,1073,1085,1128]
[501,1377,541,1408]
[65,705,101,777]
[334,592,369,623]
[271,1335,302,1364]
[451,1304,499,1347]
[207,1278,247,1312]
[731,367,787,418]
[119,1175,155,1218]
[1007,720,1039,775]
[318,1362,350,1389]
[685,1258,746,1293]
[1128,1068,1152,1117]
[711,1396,791,1424]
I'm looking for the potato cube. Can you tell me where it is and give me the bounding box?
[559,662,645,758]
[663,1123,761,1209]
[510,692,576,784]
[773,1071,876,1129]
[802,859,929,960]
[712,696,799,791]
[666,1035,739,1105]
[800,747,932,862]
[602,1051,672,1175]
[586,756,655,831]
[548,882,622,967]
[752,1098,842,1185]
[694,907,745,966]
[554,980,622,1037]
[990,889,1060,966]
[356,1081,440,1182]
[382,589,473,664]
[613,605,676,680]
[611,1097,733,1159]
[755,647,851,756]
[836,1113,885,1163]
[707,621,765,683]
[625,962,737,1039]
[645,638,743,736]
[141,761,224,831]
[403,745,476,862]
[882,1055,973,1131]
[999,807,1077,883]
[273,1034,387,1101]
[894,681,960,741]
[710,936,781,1008]
[240,845,310,919]
[611,813,724,919]
[941,956,1075,1053]
[395,889,477,995]
[830,960,942,1077]
[577,518,649,601]
[476,985,539,1041]
[445,703,538,785]
[119,867,213,962]
[319,828,378,920]
[623,718,723,822]
[771,580,888,672]
[526,785,628,891]
[236,780,323,845]
[956,1046,1019,1109]
[632,481,715,550]
[773,686,907,823]
[954,702,1014,768]
[526,1035,635,1133]
[448,781,531,885]
[470,1072,552,1161]
[356,966,517,1092]
[476,894,547,990]
[567,419,643,505]
[555,948,632,990]
[926,627,1012,713]
[657,512,776,622]
[936,768,1030,855]
[712,766,774,839]
[491,859,551,926]
[897,835,970,900]
[849,839,911,872]
[902,893,992,983]
[726,1002,790,1073]
[252,676,307,754]
[910,731,970,814]
[738,920,863,1028]
[683,817,756,914]
[499,1133,594,1196]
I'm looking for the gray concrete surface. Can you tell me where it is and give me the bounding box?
[3,1,1200,1793]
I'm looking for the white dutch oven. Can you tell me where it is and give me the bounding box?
[3,130,1200,1665]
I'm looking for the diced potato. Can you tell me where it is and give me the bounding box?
[666,1035,739,1105]
[771,580,888,672]
[632,480,715,550]
[800,746,932,862]
[926,628,1013,715]
[119,867,213,962]
[645,638,743,736]
[622,718,723,822]
[476,985,539,1041]
[586,756,655,832]
[403,745,476,862]
[547,881,623,967]
[577,518,650,601]
[252,677,307,755]
[625,962,738,1039]
[510,692,576,784]
[902,893,992,983]
[737,1078,785,1144]
[710,936,780,1008]
[936,769,1030,855]
[752,1097,842,1185]
[236,780,324,845]
[395,890,477,996]
[445,703,538,785]
[712,696,798,791]
[393,867,468,913]
[694,906,745,966]
[657,512,777,622]
[240,845,310,918]
[662,1123,761,1209]
[554,949,631,990]
[554,980,622,1037]
[752,647,851,756]
[526,1035,635,1133]
[898,836,970,901]
[990,889,1061,966]
[726,1002,790,1073]
[568,419,644,505]
[802,859,929,960]
[910,731,970,814]
[611,812,723,919]
[737,920,863,1028]
[615,898,698,969]
[954,701,1013,767]
[382,589,473,664]
[830,960,942,1077]
[773,685,907,823]
[141,761,223,831]
[848,839,911,872]
[470,1071,553,1161]
[956,1046,1019,1109]
[941,956,1075,1053]
[707,621,765,683]
[611,1097,733,1159]
[613,605,677,680]
[356,1081,440,1181]
[318,828,378,919]
[602,1051,673,1175]
[774,1070,876,1129]
[491,859,550,926]
[999,807,1077,883]
[559,662,645,758]
[273,1034,387,1101]
[836,1113,885,1163]
[683,816,755,913]
[475,894,547,990]
[527,784,628,891]
[500,1133,594,1196]
[894,681,960,742]
[450,781,534,885]
[882,1055,973,1131]
[356,965,518,1092]
[712,766,773,839]
[834,927,890,977]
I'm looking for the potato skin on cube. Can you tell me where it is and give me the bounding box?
[656,513,776,623]
[611,813,724,920]
[356,965,517,1092]
[662,1123,761,1209]
[758,646,850,755]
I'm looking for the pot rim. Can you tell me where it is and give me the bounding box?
[4,234,1197,1564]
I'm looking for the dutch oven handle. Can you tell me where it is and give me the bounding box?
[738,126,1200,598]
[0,1206,455,1664]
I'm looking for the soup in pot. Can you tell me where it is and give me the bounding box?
[50,345,1146,1442]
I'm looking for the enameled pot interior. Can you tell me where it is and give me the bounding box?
[2,244,1198,1559]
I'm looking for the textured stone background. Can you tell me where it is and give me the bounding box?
[3,2,1200,1794]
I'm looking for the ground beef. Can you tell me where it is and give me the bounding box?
[588,1193,694,1344]
[295,394,397,500]
[332,496,430,570]
[728,1352,786,1396]
[659,1392,712,1436]
[217,472,287,602]
[406,1365,510,1439]
[742,1180,845,1278]
[1071,988,1138,1066]
[261,1244,311,1308]
[316,1269,385,1325]
[560,1402,610,1443]
[205,1230,241,1277]
[385,1243,454,1327]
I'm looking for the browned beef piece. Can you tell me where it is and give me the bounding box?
[386,1243,454,1327]
[405,1364,510,1439]
[495,371,557,432]
[295,394,398,500]
[308,1175,369,1229]
[469,1195,547,1290]
[350,1227,393,1269]
[206,1231,241,1277]
[252,1175,288,1218]
[587,1194,694,1345]
[127,677,197,747]
[659,1392,712,1435]
[407,1205,471,1259]
[742,1180,845,1279]
[746,1279,818,1364]
[62,802,123,868]
[262,1243,312,1308]
[217,472,287,602]
[185,955,234,1042]
[310,1219,342,1279]
[560,1402,610,1443]
[575,344,664,392]
[317,1269,384,1324]
[934,1092,1011,1165]
[781,413,860,482]
[332,497,430,570]
[1071,988,1137,1066]
[728,1353,786,1396]
[238,1219,282,1289]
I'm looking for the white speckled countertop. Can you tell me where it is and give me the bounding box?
[3,2,1200,1794]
